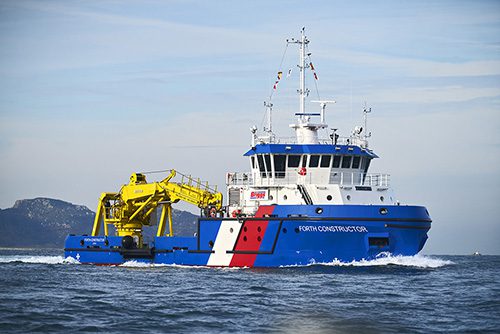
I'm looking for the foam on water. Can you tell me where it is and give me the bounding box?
[0,255,80,265]
[0,253,452,268]
[119,261,246,270]
[119,260,169,268]
[320,254,454,268]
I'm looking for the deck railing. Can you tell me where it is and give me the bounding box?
[259,136,368,148]
[226,171,390,188]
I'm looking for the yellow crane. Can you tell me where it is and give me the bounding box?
[91,170,223,247]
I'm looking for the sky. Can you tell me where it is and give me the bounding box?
[0,0,499,255]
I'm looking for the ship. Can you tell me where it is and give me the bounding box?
[65,28,432,267]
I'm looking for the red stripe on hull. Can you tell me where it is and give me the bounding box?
[229,206,275,267]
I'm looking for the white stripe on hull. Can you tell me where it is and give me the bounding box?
[207,220,242,266]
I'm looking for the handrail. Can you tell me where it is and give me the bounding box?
[226,171,390,188]
[257,136,368,147]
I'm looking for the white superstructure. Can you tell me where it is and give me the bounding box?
[226,28,395,217]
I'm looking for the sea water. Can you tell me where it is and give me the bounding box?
[0,248,498,333]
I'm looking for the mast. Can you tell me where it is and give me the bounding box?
[287,28,330,144]
[287,27,309,123]
[299,27,307,117]
[363,103,372,142]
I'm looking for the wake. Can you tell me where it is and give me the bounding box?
[0,255,79,264]
[313,253,453,268]
[0,253,453,269]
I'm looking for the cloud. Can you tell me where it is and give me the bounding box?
[319,49,500,78]
[366,86,500,104]
[0,0,273,74]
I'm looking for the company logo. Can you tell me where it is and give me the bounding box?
[250,190,268,200]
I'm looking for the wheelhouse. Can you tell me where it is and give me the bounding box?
[243,143,377,186]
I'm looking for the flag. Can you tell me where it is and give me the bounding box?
[287,68,292,77]
[277,71,282,80]
[309,62,315,71]
[313,72,318,80]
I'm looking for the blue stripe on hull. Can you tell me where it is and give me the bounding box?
[64,205,431,267]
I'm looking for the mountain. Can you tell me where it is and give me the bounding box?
[0,198,199,248]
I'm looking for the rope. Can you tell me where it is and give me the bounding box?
[306,45,321,101]
[269,42,289,100]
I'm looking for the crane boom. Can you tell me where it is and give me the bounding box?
[91,170,223,247]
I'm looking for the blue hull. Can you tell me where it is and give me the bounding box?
[64,205,431,267]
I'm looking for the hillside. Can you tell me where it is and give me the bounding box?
[0,198,198,248]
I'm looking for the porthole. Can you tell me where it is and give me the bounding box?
[283,228,288,233]
[257,236,262,242]
[316,207,323,214]
[269,195,274,200]
[80,240,84,246]
[346,195,351,201]
[326,195,332,201]
[208,240,214,248]
[244,226,248,232]
[229,228,234,233]
[379,208,388,215]
[380,196,384,202]
[294,227,300,233]
[283,195,288,200]
[243,236,247,242]
[257,226,262,232]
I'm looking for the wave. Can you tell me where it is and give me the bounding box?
[118,261,247,270]
[0,255,80,265]
[118,260,168,268]
[291,253,454,268]
[0,253,452,269]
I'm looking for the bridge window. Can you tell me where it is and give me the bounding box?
[352,156,361,169]
[361,157,371,174]
[257,155,266,177]
[332,155,341,168]
[341,155,352,168]
[251,156,255,169]
[274,155,286,178]
[264,154,272,177]
[288,155,301,168]
[320,155,331,168]
[309,155,320,167]
[302,155,308,168]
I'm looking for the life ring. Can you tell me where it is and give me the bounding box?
[298,167,307,176]
[231,209,241,218]
[209,207,217,218]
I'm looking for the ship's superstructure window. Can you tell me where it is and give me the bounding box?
[320,155,331,168]
[257,155,266,177]
[253,152,371,178]
[274,155,286,178]
[341,155,352,168]
[361,157,371,174]
[332,155,341,168]
[309,155,320,167]
[288,155,301,168]
[264,154,272,177]
[352,156,361,169]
